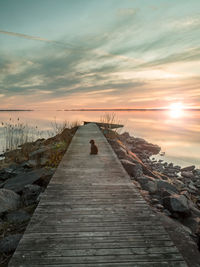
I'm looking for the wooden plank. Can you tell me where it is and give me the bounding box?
[9,262,187,267]
[18,240,175,250]
[9,253,185,264]
[84,121,124,129]
[13,246,181,256]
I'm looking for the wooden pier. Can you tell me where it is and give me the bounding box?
[9,123,187,266]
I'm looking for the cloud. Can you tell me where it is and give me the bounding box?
[0,29,78,50]
[170,17,200,30]
[117,8,137,16]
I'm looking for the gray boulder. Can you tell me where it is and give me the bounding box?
[194,169,200,177]
[132,164,143,178]
[24,159,38,168]
[181,165,195,172]
[136,175,157,194]
[136,175,156,185]
[3,168,51,193]
[120,159,137,177]
[5,210,30,224]
[160,188,175,198]
[114,147,128,159]
[0,189,21,213]
[142,181,157,194]
[0,234,22,253]
[29,147,51,159]
[163,194,191,216]
[156,180,178,194]
[22,184,42,206]
[181,171,194,179]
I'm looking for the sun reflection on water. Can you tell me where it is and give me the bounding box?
[169,102,184,118]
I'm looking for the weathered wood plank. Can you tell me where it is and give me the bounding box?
[9,253,185,264]
[9,123,187,266]
[18,240,175,250]
[13,246,181,257]
[9,262,187,267]
[84,121,124,129]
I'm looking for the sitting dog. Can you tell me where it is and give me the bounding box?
[89,139,98,155]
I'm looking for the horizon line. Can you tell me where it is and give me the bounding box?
[0,108,200,112]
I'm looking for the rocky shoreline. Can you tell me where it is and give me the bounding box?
[0,127,77,266]
[104,129,200,266]
[0,125,200,266]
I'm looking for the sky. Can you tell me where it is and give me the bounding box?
[0,0,200,109]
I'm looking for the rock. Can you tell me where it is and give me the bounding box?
[0,234,22,253]
[194,169,200,177]
[142,181,157,194]
[155,204,164,210]
[183,216,200,234]
[136,175,157,194]
[0,189,21,213]
[181,171,195,179]
[3,168,52,193]
[136,175,155,185]
[188,181,197,192]
[140,190,150,201]
[0,165,20,180]
[120,159,137,177]
[173,179,185,191]
[40,157,49,166]
[180,190,191,200]
[132,180,141,189]
[24,159,38,168]
[156,180,179,194]
[29,147,51,159]
[5,210,30,224]
[115,146,127,157]
[151,198,160,204]
[132,164,143,178]
[160,188,175,198]
[22,184,43,206]
[181,165,195,172]
[120,132,130,140]
[194,180,200,188]
[163,194,191,216]
[188,200,200,217]
[163,209,172,216]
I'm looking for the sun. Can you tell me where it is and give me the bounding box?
[169,102,184,118]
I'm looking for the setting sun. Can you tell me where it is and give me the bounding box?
[169,102,184,118]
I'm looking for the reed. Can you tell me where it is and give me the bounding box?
[1,118,43,152]
[50,118,81,135]
[1,118,81,153]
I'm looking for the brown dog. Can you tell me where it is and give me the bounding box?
[89,139,98,155]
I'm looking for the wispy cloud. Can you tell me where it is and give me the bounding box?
[0,29,77,49]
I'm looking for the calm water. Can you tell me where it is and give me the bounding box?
[0,110,199,168]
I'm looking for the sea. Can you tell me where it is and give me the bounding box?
[0,110,199,168]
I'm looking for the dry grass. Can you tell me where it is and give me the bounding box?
[99,112,124,136]
[1,118,81,153]
[1,118,43,152]
[50,118,81,135]
[100,112,119,126]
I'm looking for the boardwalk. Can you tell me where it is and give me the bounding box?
[9,123,187,266]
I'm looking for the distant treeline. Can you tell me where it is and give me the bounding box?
[64,109,200,111]
[0,110,33,112]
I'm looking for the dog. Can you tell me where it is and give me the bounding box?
[89,139,98,155]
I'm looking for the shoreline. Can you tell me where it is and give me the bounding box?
[103,128,200,265]
[0,125,200,266]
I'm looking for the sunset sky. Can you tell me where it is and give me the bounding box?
[0,0,199,109]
